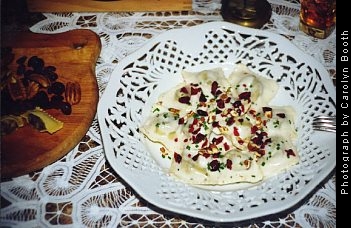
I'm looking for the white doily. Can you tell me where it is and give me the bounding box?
[1,1,336,227]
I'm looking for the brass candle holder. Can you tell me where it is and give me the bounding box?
[221,0,272,28]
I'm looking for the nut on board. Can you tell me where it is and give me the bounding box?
[65,81,81,105]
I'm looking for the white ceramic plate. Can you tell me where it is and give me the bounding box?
[98,22,336,222]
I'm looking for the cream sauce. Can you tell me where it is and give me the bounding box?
[140,64,299,185]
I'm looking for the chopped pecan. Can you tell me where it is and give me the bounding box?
[7,74,27,101]
[26,81,40,99]
[263,107,273,118]
[168,107,180,115]
[243,159,251,169]
[27,73,51,88]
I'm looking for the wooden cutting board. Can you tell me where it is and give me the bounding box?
[26,0,192,12]
[1,30,101,178]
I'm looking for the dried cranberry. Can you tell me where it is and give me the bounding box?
[193,133,206,143]
[248,143,259,152]
[257,149,266,156]
[212,153,220,158]
[233,127,240,136]
[233,100,242,108]
[239,92,251,100]
[215,89,222,96]
[192,127,201,135]
[226,159,233,170]
[212,121,220,128]
[178,96,190,104]
[196,109,208,116]
[208,160,220,171]
[174,152,182,163]
[277,113,286,118]
[178,117,185,124]
[180,87,188,94]
[216,99,225,109]
[285,149,296,158]
[264,138,272,144]
[212,136,224,145]
[192,153,200,161]
[252,137,262,145]
[226,116,235,126]
[211,81,219,95]
[224,142,230,151]
[191,86,201,95]
[251,125,259,134]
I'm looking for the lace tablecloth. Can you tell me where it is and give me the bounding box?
[0,0,336,227]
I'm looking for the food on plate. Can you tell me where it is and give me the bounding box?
[0,49,82,135]
[140,64,299,185]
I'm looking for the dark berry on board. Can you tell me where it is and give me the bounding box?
[50,95,64,108]
[28,56,44,72]
[22,100,36,111]
[21,77,29,87]
[24,69,35,78]
[31,91,50,109]
[44,66,57,72]
[60,102,72,115]
[45,71,58,82]
[16,64,26,75]
[48,82,65,95]
[15,56,27,65]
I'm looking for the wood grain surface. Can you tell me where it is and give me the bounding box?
[1,30,101,178]
[26,0,192,12]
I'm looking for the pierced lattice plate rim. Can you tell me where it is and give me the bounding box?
[98,21,336,222]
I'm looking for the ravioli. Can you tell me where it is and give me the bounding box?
[22,107,63,134]
[140,64,299,185]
